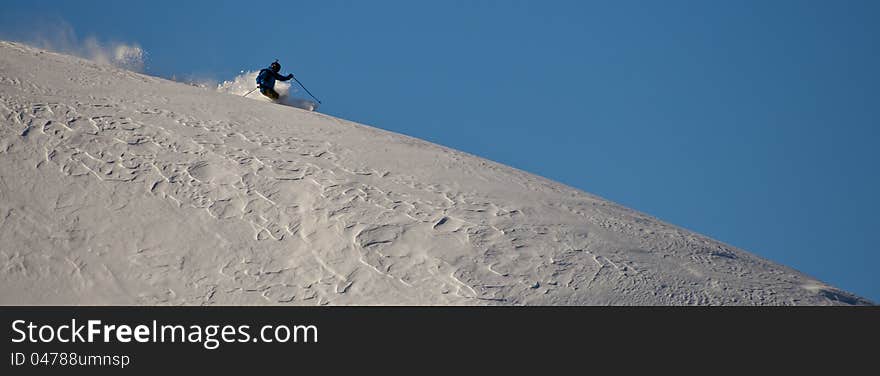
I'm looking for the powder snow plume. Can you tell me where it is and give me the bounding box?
[217,70,319,111]
[85,39,146,72]
[12,21,146,72]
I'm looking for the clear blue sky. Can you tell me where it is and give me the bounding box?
[2,0,878,302]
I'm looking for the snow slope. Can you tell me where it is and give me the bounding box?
[0,41,870,305]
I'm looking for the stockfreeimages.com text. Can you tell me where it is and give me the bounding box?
[11,319,317,350]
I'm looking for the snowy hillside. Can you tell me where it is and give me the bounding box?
[0,41,869,305]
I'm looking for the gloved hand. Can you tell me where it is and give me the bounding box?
[287,74,294,79]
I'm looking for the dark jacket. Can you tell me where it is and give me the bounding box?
[256,68,293,89]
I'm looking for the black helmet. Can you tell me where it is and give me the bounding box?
[270,60,281,72]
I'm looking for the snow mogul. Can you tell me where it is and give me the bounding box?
[256,60,294,100]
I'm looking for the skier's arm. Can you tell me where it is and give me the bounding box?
[274,71,294,81]
[256,69,268,86]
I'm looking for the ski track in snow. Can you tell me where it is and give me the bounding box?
[0,41,871,305]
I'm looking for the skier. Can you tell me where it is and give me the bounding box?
[256,60,294,100]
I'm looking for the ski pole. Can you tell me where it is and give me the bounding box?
[292,76,322,104]
[243,87,259,97]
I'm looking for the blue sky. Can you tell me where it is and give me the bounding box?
[2,0,877,302]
